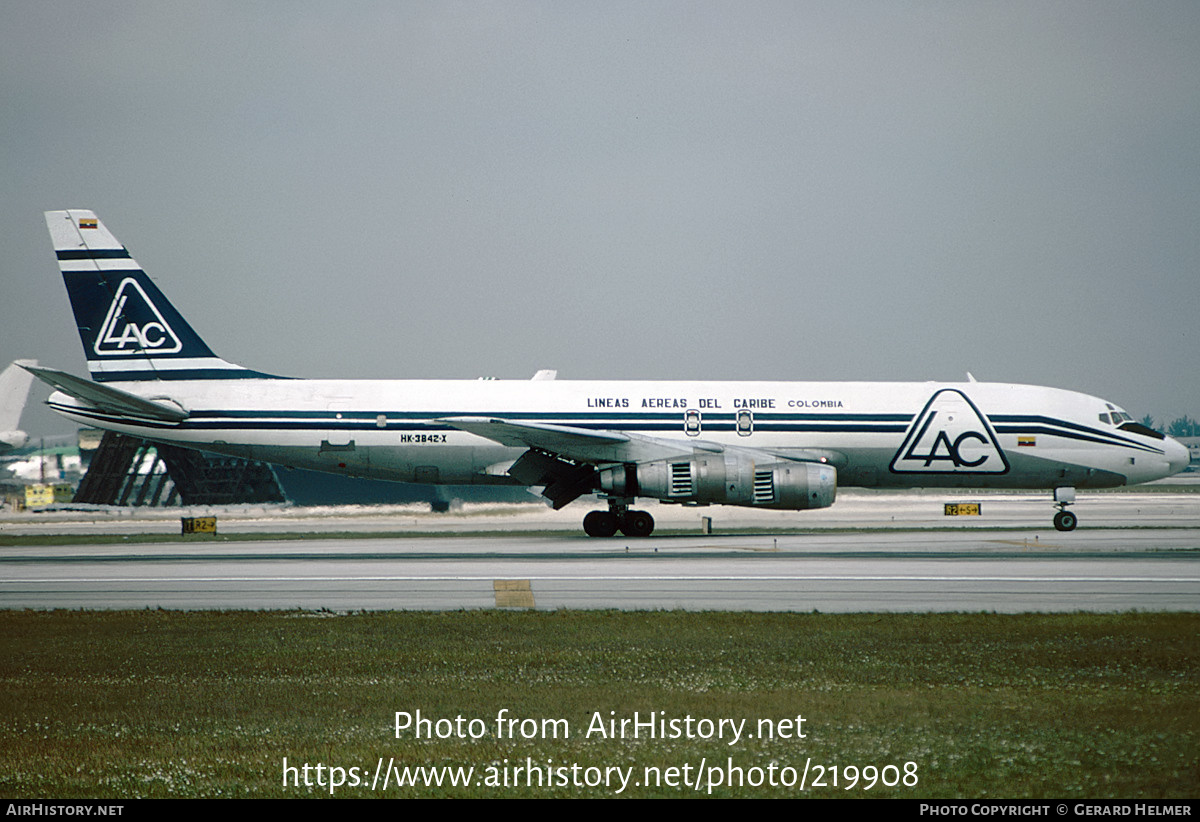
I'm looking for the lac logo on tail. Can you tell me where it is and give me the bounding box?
[93,277,183,356]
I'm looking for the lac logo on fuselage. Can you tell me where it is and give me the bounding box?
[889,389,1009,475]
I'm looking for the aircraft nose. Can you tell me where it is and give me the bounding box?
[1165,436,1190,476]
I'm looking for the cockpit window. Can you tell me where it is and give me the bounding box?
[1118,421,1165,440]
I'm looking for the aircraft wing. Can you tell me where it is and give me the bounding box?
[438,415,743,464]
[440,415,837,464]
[23,365,189,423]
[439,415,834,509]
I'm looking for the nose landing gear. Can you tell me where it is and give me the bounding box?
[1053,487,1077,531]
[1052,509,1078,531]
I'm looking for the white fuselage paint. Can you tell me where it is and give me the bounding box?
[46,377,1186,493]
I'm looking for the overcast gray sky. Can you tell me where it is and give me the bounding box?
[3,1,1197,436]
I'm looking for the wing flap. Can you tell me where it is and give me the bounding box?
[439,417,632,461]
[507,450,597,509]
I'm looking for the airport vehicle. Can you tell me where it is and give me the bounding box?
[0,359,36,452]
[27,210,1189,535]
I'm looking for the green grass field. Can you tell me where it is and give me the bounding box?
[1,610,1195,798]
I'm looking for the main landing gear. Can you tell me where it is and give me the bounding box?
[583,498,654,537]
[1052,487,1078,532]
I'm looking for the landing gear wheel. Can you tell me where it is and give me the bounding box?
[619,510,655,537]
[583,510,619,537]
[1053,510,1078,532]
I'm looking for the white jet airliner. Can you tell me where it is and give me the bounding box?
[27,210,1188,535]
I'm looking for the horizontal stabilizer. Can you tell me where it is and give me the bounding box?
[23,364,188,423]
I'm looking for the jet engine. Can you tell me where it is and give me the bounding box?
[598,452,836,510]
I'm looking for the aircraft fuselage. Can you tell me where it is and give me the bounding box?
[46,376,1181,491]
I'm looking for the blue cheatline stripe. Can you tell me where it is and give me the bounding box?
[180,410,912,434]
[117,406,919,434]
[992,425,1163,455]
[183,408,913,422]
[991,413,1117,436]
[92,368,288,382]
[56,249,132,260]
[172,421,913,435]
[752,422,908,433]
[990,414,1164,455]
[769,413,911,421]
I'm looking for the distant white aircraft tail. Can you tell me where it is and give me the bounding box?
[0,359,36,450]
[45,210,278,383]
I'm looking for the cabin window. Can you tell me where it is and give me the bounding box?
[737,409,754,436]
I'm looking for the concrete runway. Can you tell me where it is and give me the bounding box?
[2,528,1198,612]
[2,488,1197,612]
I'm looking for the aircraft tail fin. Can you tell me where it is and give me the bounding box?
[0,359,36,448]
[45,210,279,382]
[0,360,37,432]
